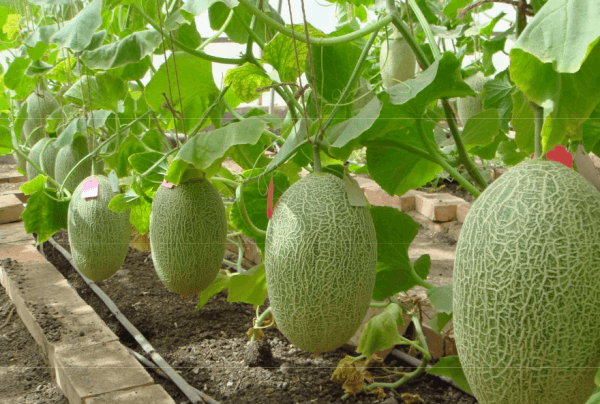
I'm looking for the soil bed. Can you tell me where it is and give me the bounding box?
[0,274,68,404]
[42,230,477,404]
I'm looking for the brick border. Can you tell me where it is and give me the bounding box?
[0,226,175,404]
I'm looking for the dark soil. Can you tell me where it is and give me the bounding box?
[0,282,68,404]
[38,230,477,404]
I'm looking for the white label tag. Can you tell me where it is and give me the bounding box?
[81,178,99,199]
[161,179,174,189]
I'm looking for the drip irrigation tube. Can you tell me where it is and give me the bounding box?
[47,237,222,404]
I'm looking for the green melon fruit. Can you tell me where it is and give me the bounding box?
[264,173,378,353]
[456,71,488,126]
[22,91,60,147]
[26,138,58,182]
[55,136,92,192]
[380,34,416,89]
[149,178,227,295]
[68,175,131,282]
[453,160,600,404]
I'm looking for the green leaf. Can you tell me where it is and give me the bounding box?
[140,129,165,152]
[427,356,472,395]
[366,123,443,197]
[344,170,368,207]
[145,52,220,133]
[324,0,373,5]
[166,117,267,183]
[25,60,54,76]
[481,76,513,133]
[129,151,168,183]
[413,254,431,277]
[310,41,362,103]
[64,73,128,112]
[429,312,452,334]
[426,285,453,314]
[387,52,474,116]
[4,57,34,99]
[108,189,153,234]
[54,117,86,148]
[461,109,500,147]
[24,24,59,46]
[104,134,146,177]
[328,96,382,153]
[513,0,600,74]
[51,0,103,52]
[370,207,421,301]
[227,264,268,306]
[20,175,47,195]
[229,170,289,253]
[511,16,600,153]
[356,303,404,360]
[208,1,282,45]
[443,0,470,19]
[196,271,230,310]
[21,188,69,244]
[583,105,600,154]
[224,63,273,103]
[262,32,308,82]
[0,125,11,149]
[511,90,535,154]
[357,92,414,141]
[80,30,162,70]
[182,0,239,16]
[498,139,528,166]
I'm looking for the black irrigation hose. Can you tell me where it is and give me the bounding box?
[47,237,222,404]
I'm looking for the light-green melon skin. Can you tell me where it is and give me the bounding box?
[380,36,416,89]
[55,136,92,192]
[456,71,488,126]
[68,175,131,282]
[453,160,600,404]
[22,91,60,147]
[26,138,58,182]
[265,173,378,353]
[149,179,227,295]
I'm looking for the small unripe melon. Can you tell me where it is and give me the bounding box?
[26,138,58,182]
[456,71,488,126]
[68,175,131,282]
[149,178,227,295]
[453,160,600,404]
[379,35,416,89]
[55,136,92,192]
[265,173,378,353]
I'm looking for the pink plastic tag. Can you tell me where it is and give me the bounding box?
[81,178,99,199]
[161,180,174,189]
[530,145,573,168]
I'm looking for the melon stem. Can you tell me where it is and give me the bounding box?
[251,306,273,342]
[532,103,546,159]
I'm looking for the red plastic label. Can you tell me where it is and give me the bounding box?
[267,177,274,219]
[530,145,573,168]
[81,178,99,199]
[161,179,174,189]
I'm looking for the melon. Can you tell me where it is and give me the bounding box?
[26,138,58,182]
[456,71,488,126]
[354,78,374,110]
[68,175,131,282]
[379,34,416,89]
[149,178,227,295]
[22,90,60,147]
[264,172,378,353]
[55,136,92,192]
[453,160,600,404]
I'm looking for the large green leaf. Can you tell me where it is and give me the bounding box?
[64,73,128,112]
[224,63,273,103]
[513,0,600,74]
[357,92,414,142]
[4,57,34,100]
[427,356,472,395]
[387,52,474,117]
[461,109,500,147]
[227,264,268,306]
[21,186,69,244]
[370,207,422,301]
[165,117,267,184]
[262,32,308,83]
[328,96,382,152]
[129,151,168,183]
[196,271,230,310]
[366,123,442,197]
[182,0,239,15]
[81,30,161,70]
[511,44,600,153]
[108,188,153,234]
[24,24,59,47]
[51,0,103,52]
[427,285,453,314]
[208,0,282,44]
[104,134,146,177]
[481,75,514,133]
[511,90,535,154]
[145,52,219,134]
[583,105,600,154]
[356,303,404,360]
[310,41,362,103]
